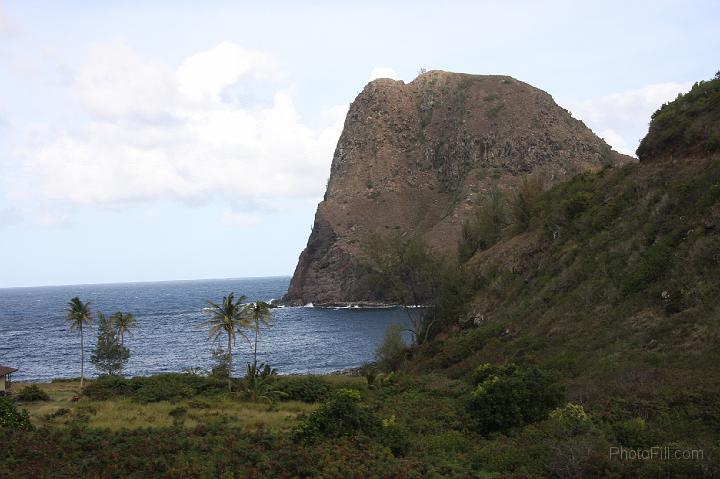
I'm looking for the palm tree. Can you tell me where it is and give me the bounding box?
[205,293,250,392]
[65,297,92,390]
[244,301,273,367]
[110,312,137,346]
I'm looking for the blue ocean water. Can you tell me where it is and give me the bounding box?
[0,277,410,382]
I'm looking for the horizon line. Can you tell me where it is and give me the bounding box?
[0,275,293,291]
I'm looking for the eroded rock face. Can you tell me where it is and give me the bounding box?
[283,71,631,305]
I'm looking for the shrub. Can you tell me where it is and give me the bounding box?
[361,365,378,389]
[546,403,593,435]
[44,408,71,420]
[83,373,226,402]
[275,376,332,403]
[375,324,408,372]
[467,363,564,434]
[613,417,651,448]
[621,239,673,294]
[82,375,133,400]
[0,396,33,430]
[292,389,382,442]
[131,374,218,403]
[16,385,50,402]
[562,191,592,220]
[168,406,187,420]
[511,174,545,232]
[458,185,507,261]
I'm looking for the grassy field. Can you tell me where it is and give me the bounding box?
[15,379,324,431]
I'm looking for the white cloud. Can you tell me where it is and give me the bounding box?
[9,41,345,208]
[177,42,277,103]
[569,82,692,156]
[369,67,399,81]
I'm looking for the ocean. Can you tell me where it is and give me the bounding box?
[0,276,410,382]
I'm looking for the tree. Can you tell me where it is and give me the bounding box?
[360,233,445,344]
[244,301,273,368]
[360,233,474,345]
[511,174,545,232]
[458,185,508,261]
[91,312,130,376]
[375,324,408,372]
[205,293,250,392]
[65,297,92,390]
[110,312,137,346]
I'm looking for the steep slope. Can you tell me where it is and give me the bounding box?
[412,74,720,409]
[285,71,630,305]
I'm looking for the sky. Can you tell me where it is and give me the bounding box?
[0,1,717,288]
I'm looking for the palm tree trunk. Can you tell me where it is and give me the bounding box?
[227,334,232,392]
[254,326,259,367]
[80,322,85,391]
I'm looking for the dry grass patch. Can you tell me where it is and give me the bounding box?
[15,380,316,431]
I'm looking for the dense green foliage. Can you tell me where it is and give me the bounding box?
[637,71,720,159]
[16,385,50,402]
[82,373,227,402]
[1,426,407,478]
[360,233,475,343]
[467,363,564,434]
[375,324,409,372]
[293,389,382,442]
[90,312,130,376]
[458,185,507,261]
[511,174,545,232]
[0,397,33,430]
[274,376,333,403]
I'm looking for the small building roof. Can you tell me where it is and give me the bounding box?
[0,365,18,376]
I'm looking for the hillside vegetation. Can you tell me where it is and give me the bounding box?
[637,71,720,159]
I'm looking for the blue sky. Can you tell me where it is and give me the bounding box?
[0,0,717,288]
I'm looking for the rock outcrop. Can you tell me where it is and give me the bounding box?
[284,71,631,305]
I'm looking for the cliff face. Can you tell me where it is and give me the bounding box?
[284,71,631,305]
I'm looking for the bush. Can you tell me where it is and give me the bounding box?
[131,374,223,403]
[83,373,226,402]
[82,375,133,400]
[613,417,652,448]
[375,324,408,372]
[621,239,673,294]
[458,186,507,261]
[562,191,592,220]
[467,363,564,434]
[0,396,33,430]
[16,385,50,402]
[275,376,332,403]
[292,389,382,442]
[511,174,545,232]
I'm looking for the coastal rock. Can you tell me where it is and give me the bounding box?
[284,71,632,304]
